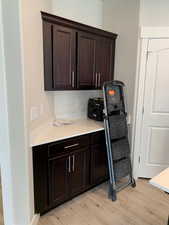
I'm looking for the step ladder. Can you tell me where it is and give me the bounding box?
[103,80,136,201]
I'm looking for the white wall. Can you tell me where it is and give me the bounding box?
[0,0,32,224]
[21,0,54,131]
[52,0,103,28]
[0,1,15,224]
[52,0,103,120]
[20,0,53,223]
[140,0,169,26]
[103,0,140,127]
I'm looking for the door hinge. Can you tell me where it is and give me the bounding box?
[138,156,141,164]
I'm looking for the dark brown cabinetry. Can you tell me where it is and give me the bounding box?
[96,37,115,88]
[33,145,49,213]
[52,25,76,89]
[48,155,69,207]
[33,131,108,215]
[70,148,89,196]
[48,147,89,207]
[77,32,96,89]
[90,132,109,185]
[41,12,117,91]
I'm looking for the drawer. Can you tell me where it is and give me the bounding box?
[91,131,105,145]
[48,135,90,158]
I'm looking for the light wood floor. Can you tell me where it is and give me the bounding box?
[38,179,169,225]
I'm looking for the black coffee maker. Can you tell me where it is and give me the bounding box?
[87,97,104,121]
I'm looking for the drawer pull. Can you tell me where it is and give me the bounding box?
[68,156,71,173]
[72,155,75,172]
[98,73,101,87]
[72,71,75,88]
[95,73,98,88]
[64,143,79,149]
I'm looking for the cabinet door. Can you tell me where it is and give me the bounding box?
[96,37,115,89]
[48,155,69,207]
[91,144,109,185]
[77,32,96,89]
[70,148,89,197]
[53,25,76,89]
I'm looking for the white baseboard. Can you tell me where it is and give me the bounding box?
[29,214,40,225]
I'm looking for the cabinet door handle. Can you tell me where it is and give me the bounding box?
[72,71,75,88]
[64,143,79,150]
[98,73,101,87]
[72,155,75,172]
[68,156,71,173]
[95,73,98,88]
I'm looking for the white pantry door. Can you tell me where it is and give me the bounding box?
[138,39,169,178]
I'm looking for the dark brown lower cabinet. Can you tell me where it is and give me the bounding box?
[33,131,108,215]
[48,148,89,210]
[33,146,49,213]
[91,144,109,185]
[70,148,89,197]
[48,155,69,207]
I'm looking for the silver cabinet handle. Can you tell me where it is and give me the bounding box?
[95,73,98,88]
[64,143,79,150]
[68,156,71,173]
[98,73,101,87]
[72,155,75,172]
[72,71,75,88]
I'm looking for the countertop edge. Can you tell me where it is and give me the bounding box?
[31,127,104,148]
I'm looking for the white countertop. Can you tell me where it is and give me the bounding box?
[30,118,104,147]
[150,167,169,193]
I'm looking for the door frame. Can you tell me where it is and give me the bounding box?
[132,27,169,179]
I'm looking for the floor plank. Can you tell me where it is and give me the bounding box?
[38,179,169,225]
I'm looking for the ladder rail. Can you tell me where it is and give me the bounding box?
[103,85,117,200]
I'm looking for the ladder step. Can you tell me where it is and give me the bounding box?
[109,115,128,140]
[114,158,130,180]
[111,138,130,160]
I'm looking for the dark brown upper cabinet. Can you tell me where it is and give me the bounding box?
[96,37,115,89]
[77,32,96,89]
[41,12,117,91]
[52,25,76,89]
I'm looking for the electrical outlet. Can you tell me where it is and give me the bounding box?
[30,107,39,121]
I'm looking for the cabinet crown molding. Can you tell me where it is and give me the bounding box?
[41,11,118,39]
